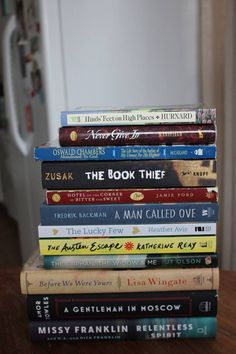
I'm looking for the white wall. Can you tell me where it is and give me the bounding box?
[61,0,200,107]
[40,0,201,139]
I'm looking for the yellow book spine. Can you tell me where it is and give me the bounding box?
[39,236,216,256]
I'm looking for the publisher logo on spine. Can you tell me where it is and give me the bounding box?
[194,148,203,156]
[70,131,78,142]
[130,192,144,201]
[52,193,61,203]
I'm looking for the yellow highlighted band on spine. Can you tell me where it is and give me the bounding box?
[39,236,216,256]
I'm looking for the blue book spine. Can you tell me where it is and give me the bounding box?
[29,317,217,341]
[40,202,218,225]
[34,145,216,161]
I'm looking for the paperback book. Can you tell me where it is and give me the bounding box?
[38,222,217,238]
[38,236,216,256]
[43,253,219,269]
[60,106,216,126]
[35,143,216,161]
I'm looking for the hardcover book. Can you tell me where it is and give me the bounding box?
[43,253,219,269]
[41,159,217,189]
[59,124,216,146]
[29,317,217,341]
[27,290,218,321]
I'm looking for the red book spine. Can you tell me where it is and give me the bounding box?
[46,187,218,205]
[59,124,216,146]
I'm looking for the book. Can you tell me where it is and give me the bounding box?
[39,236,216,256]
[20,252,219,294]
[40,202,219,225]
[26,290,218,321]
[46,187,218,204]
[38,222,217,238]
[59,124,216,146]
[60,106,216,126]
[41,159,217,189]
[29,317,217,341]
[43,253,219,269]
[34,143,216,161]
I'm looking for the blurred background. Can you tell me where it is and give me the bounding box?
[0,0,232,269]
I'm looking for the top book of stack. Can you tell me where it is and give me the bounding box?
[60,106,216,127]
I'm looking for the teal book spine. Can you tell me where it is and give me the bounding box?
[43,253,218,269]
[29,317,217,341]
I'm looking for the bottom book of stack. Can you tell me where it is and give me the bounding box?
[20,251,219,341]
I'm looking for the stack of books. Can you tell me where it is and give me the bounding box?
[20,106,219,341]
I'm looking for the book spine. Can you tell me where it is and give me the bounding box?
[29,317,217,341]
[43,253,219,269]
[41,159,217,189]
[59,124,216,146]
[26,290,218,321]
[38,222,217,238]
[20,267,219,294]
[60,108,216,126]
[35,145,216,161]
[40,202,219,225]
[46,187,218,204]
[39,236,216,256]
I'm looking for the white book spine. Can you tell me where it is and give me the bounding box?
[38,222,216,238]
[63,111,197,126]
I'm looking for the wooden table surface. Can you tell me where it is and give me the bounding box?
[0,269,235,354]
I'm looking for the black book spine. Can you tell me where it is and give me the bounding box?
[26,290,218,321]
[41,160,217,189]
